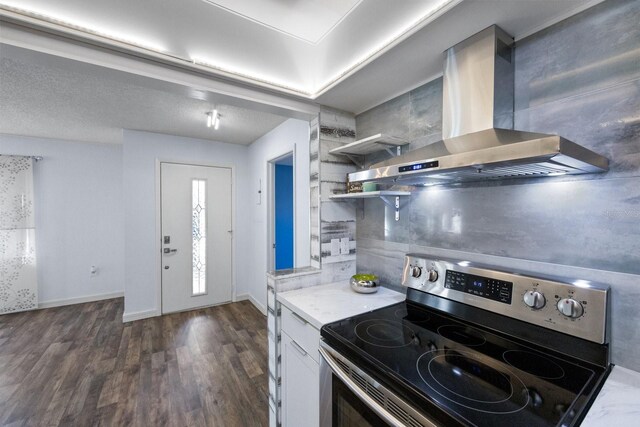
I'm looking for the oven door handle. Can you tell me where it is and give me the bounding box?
[319,345,438,427]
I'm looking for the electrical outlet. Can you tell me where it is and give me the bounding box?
[331,239,340,256]
[340,238,350,255]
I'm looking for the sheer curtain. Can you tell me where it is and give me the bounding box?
[0,155,38,314]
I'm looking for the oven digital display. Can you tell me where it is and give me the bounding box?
[445,270,512,304]
[398,161,439,173]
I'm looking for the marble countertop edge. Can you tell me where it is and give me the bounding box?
[276,281,405,330]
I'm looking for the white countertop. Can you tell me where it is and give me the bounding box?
[276,281,405,329]
[582,365,640,426]
[277,282,640,425]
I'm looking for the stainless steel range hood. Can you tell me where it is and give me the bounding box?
[349,26,608,186]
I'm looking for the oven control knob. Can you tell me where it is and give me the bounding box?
[411,266,422,278]
[557,298,584,318]
[523,290,546,309]
[426,269,439,282]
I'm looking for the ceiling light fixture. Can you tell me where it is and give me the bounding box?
[214,110,221,130]
[206,110,221,130]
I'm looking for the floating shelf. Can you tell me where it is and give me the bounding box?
[329,191,410,200]
[329,191,410,221]
[329,133,407,156]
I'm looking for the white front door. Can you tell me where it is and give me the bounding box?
[161,162,233,314]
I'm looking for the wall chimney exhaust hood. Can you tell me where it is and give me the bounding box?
[349,26,608,186]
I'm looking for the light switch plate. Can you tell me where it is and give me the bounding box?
[340,237,350,255]
[331,239,340,256]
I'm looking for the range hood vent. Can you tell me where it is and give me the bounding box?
[349,26,608,185]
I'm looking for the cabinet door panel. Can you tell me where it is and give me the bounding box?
[281,331,319,427]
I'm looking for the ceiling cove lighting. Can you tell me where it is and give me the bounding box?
[0,3,167,52]
[313,0,461,96]
[190,57,310,95]
[0,0,458,98]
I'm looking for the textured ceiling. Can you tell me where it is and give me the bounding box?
[0,45,288,145]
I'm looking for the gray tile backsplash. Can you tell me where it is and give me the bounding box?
[354,0,640,371]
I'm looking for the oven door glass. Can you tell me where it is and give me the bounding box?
[332,374,389,426]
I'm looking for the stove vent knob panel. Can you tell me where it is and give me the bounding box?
[557,298,584,318]
[523,290,546,309]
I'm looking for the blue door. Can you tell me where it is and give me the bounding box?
[275,164,294,269]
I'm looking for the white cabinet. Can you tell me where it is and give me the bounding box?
[281,307,320,427]
[281,306,320,363]
[281,330,319,427]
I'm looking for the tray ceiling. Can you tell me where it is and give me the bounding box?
[201,0,363,44]
[0,0,606,113]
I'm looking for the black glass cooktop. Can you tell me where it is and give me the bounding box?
[321,301,608,427]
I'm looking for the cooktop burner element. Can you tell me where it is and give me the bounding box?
[321,253,611,427]
[417,349,530,413]
[438,324,487,347]
[503,350,566,380]
[354,319,415,348]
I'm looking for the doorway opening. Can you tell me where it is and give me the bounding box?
[269,152,295,271]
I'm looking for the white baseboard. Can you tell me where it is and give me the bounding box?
[245,293,267,316]
[38,291,124,309]
[235,293,250,302]
[122,308,160,323]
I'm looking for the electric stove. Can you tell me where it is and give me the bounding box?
[320,254,611,427]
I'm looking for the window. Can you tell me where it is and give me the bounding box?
[192,179,207,295]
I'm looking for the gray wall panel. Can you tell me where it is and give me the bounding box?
[354,0,640,370]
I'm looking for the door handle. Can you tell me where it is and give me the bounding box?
[290,339,307,357]
[163,248,178,254]
[291,311,308,325]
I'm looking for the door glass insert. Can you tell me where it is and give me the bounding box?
[192,179,207,295]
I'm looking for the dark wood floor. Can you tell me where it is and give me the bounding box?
[0,298,269,426]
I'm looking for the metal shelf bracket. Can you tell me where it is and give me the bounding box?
[380,195,402,221]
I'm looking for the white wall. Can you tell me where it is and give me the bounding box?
[122,130,251,320]
[0,134,124,305]
[1,125,308,319]
[247,119,310,312]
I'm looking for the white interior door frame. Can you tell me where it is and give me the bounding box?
[267,149,296,271]
[154,158,237,315]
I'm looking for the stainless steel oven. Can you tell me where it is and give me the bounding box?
[320,341,438,427]
[319,253,611,427]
